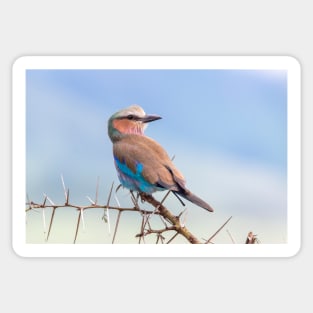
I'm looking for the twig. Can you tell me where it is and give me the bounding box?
[166,232,179,244]
[139,190,172,241]
[139,213,147,244]
[140,193,201,244]
[27,178,219,244]
[205,216,233,244]
[46,207,56,242]
[74,209,81,244]
[112,211,122,244]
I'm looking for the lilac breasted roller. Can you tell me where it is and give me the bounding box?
[107,105,214,212]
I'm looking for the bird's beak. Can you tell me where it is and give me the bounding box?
[141,114,162,123]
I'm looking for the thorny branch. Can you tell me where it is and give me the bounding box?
[26,177,233,244]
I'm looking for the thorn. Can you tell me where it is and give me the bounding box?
[95,176,100,205]
[66,189,70,205]
[179,207,189,227]
[61,174,67,202]
[106,182,114,208]
[104,182,114,235]
[42,207,47,235]
[226,229,236,244]
[81,208,86,232]
[46,207,56,242]
[114,193,121,208]
[86,196,95,205]
[44,194,55,206]
[106,207,111,235]
[42,195,47,207]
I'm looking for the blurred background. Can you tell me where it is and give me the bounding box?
[26,69,287,244]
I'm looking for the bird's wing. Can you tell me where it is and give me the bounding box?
[113,135,186,191]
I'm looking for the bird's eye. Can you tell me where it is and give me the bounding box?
[127,114,135,120]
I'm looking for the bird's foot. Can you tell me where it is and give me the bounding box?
[139,192,149,203]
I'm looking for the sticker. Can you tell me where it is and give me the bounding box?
[12,56,301,257]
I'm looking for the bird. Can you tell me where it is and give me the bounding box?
[107,105,214,212]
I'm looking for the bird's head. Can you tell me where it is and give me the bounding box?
[108,105,162,142]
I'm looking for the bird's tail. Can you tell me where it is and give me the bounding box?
[174,190,214,212]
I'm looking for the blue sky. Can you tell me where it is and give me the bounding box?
[26,69,287,244]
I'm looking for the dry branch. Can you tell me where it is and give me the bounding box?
[26,177,233,244]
